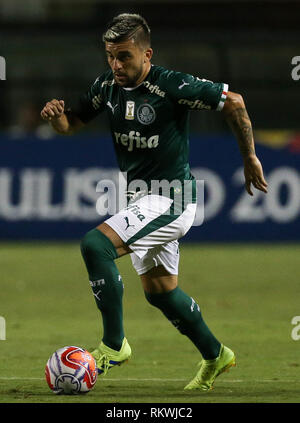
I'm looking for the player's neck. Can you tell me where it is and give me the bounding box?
[134,62,151,87]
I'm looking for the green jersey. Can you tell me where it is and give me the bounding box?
[74,64,228,190]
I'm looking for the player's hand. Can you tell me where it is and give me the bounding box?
[243,154,268,196]
[41,99,65,121]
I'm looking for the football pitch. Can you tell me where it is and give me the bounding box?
[0,242,300,404]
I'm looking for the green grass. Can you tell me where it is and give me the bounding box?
[1,242,300,403]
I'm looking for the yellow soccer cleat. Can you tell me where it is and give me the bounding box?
[91,337,132,376]
[184,345,236,391]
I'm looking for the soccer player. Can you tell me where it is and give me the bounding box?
[41,13,268,391]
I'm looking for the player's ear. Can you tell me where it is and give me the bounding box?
[144,48,153,62]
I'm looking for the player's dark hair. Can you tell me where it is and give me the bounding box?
[102,13,151,49]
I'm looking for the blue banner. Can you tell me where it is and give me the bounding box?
[0,133,299,241]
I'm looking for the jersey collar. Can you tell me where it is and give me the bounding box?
[122,64,154,91]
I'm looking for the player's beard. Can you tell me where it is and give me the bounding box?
[115,62,144,88]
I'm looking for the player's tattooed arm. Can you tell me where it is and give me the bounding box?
[41,99,85,135]
[222,91,268,196]
[222,92,255,158]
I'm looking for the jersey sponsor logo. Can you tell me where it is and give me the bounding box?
[125,101,135,120]
[92,94,102,110]
[196,77,213,84]
[137,103,156,125]
[178,98,211,110]
[178,79,190,90]
[93,289,102,301]
[125,204,145,221]
[143,81,166,97]
[114,131,159,152]
[101,79,115,87]
[107,101,118,114]
[124,216,135,230]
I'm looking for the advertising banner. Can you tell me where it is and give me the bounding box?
[0,132,299,241]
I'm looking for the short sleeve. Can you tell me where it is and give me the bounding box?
[71,75,106,123]
[162,70,228,111]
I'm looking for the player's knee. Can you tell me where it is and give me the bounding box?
[80,229,97,258]
[80,228,118,261]
[144,290,163,308]
[144,291,154,306]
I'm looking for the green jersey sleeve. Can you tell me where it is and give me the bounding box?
[159,69,228,111]
[72,74,107,123]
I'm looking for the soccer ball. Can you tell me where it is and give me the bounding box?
[45,346,98,394]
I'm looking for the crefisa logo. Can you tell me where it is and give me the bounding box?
[0,56,6,80]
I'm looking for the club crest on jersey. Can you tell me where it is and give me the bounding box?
[125,101,135,120]
[137,103,156,125]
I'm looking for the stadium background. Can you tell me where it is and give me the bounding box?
[1,0,300,405]
[0,0,299,241]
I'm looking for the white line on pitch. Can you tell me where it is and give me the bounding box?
[0,377,298,383]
